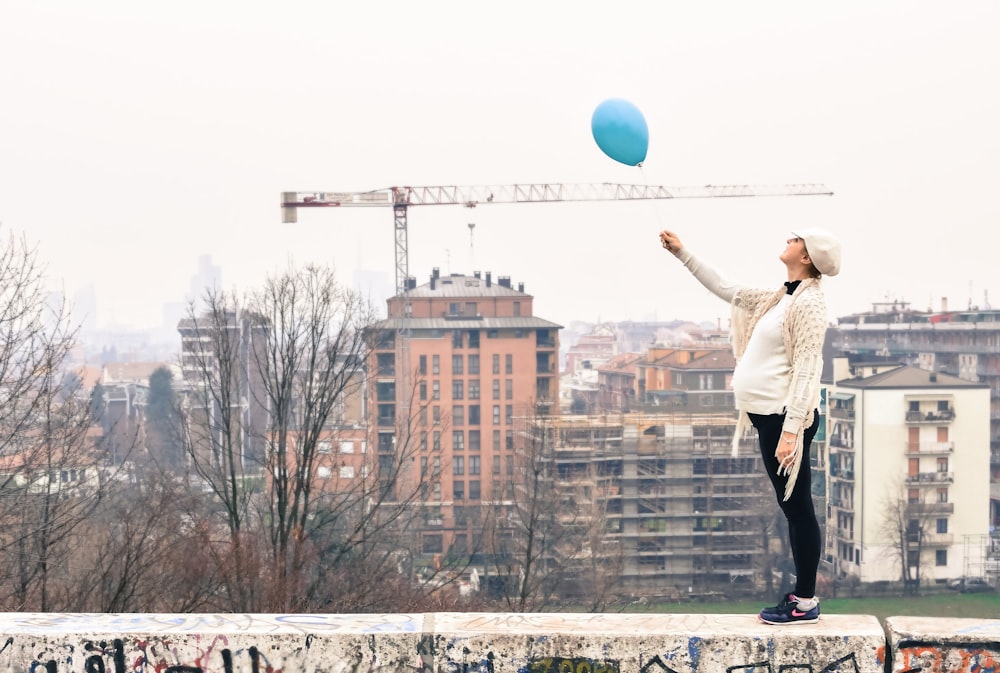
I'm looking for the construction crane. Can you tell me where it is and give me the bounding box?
[280,183,833,295]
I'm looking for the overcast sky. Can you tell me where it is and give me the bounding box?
[2,1,998,333]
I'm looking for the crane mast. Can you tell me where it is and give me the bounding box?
[281,182,832,295]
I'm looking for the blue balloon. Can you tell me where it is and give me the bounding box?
[591,98,649,166]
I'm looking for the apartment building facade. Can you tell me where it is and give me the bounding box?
[830,300,1000,528]
[827,359,991,585]
[367,269,561,561]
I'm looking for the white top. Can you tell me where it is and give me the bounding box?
[731,294,792,414]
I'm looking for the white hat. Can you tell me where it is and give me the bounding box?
[792,227,841,277]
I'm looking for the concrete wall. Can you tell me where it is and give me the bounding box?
[0,612,995,673]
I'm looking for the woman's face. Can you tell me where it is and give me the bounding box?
[780,236,808,266]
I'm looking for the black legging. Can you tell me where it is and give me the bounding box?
[748,410,822,598]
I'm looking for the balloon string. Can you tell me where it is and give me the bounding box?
[638,165,665,231]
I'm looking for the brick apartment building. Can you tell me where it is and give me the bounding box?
[367,269,560,562]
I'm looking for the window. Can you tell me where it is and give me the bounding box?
[469,354,480,374]
[506,456,514,475]
[453,380,464,399]
[936,518,948,534]
[937,488,949,503]
[469,331,480,348]
[493,405,501,424]
[469,480,481,499]
[505,379,513,400]
[433,381,440,400]
[453,405,464,426]
[469,379,480,400]
[493,430,501,451]
[317,466,332,478]
[339,465,355,479]
[318,441,332,454]
[432,355,440,375]
[936,457,948,473]
[420,431,428,452]
[453,330,463,348]
[433,406,440,425]
[453,430,465,452]
[513,301,521,316]
[675,373,683,385]
[452,354,464,375]
[505,354,513,374]
[469,405,481,425]
[419,355,427,375]
[453,481,465,500]
[492,456,501,474]
[505,404,513,425]
[468,429,481,451]
[492,354,500,374]
[339,441,354,454]
[423,535,443,554]
[433,431,441,451]
[454,456,465,475]
[469,456,481,475]
[506,430,513,450]
[420,406,428,426]
[492,379,501,400]
[936,549,947,566]
[420,382,427,400]
[432,482,441,500]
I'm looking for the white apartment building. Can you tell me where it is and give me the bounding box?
[827,358,991,585]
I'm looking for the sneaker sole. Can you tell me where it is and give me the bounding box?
[757,615,820,625]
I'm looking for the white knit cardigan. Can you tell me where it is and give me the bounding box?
[677,248,828,501]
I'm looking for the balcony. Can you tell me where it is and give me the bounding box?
[829,467,855,482]
[905,441,954,456]
[829,437,853,450]
[906,532,953,547]
[829,407,855,420]
[909,502,955,515]
[836,527,855,542]
[905,409,955,424]
[905,471,954,485]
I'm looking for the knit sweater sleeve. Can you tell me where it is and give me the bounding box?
[676,248,742,303]
[781,289,827,436]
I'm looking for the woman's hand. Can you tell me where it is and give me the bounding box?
[659,230,683,255]
[777,431,797,470]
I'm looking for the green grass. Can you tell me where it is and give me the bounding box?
[625,593,1000,622]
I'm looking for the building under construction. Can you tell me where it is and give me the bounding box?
[522,411,774,599]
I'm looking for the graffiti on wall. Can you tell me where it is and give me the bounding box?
[889,639,1000,673]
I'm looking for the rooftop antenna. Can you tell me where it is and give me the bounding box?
[468,222,476,272]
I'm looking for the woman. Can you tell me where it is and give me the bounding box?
[659,227,841,625]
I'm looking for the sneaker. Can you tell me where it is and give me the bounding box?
[757,593,820,625]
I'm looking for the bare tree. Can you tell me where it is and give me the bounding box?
[0,230,106,610]
[176,289,263,610]
[481,408,619,612]
[879,479,934,595]
[176,264,440,612]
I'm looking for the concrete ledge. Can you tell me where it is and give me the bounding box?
[430,613,886,673]
[885,616,1000,673]
[0,612,892,673]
